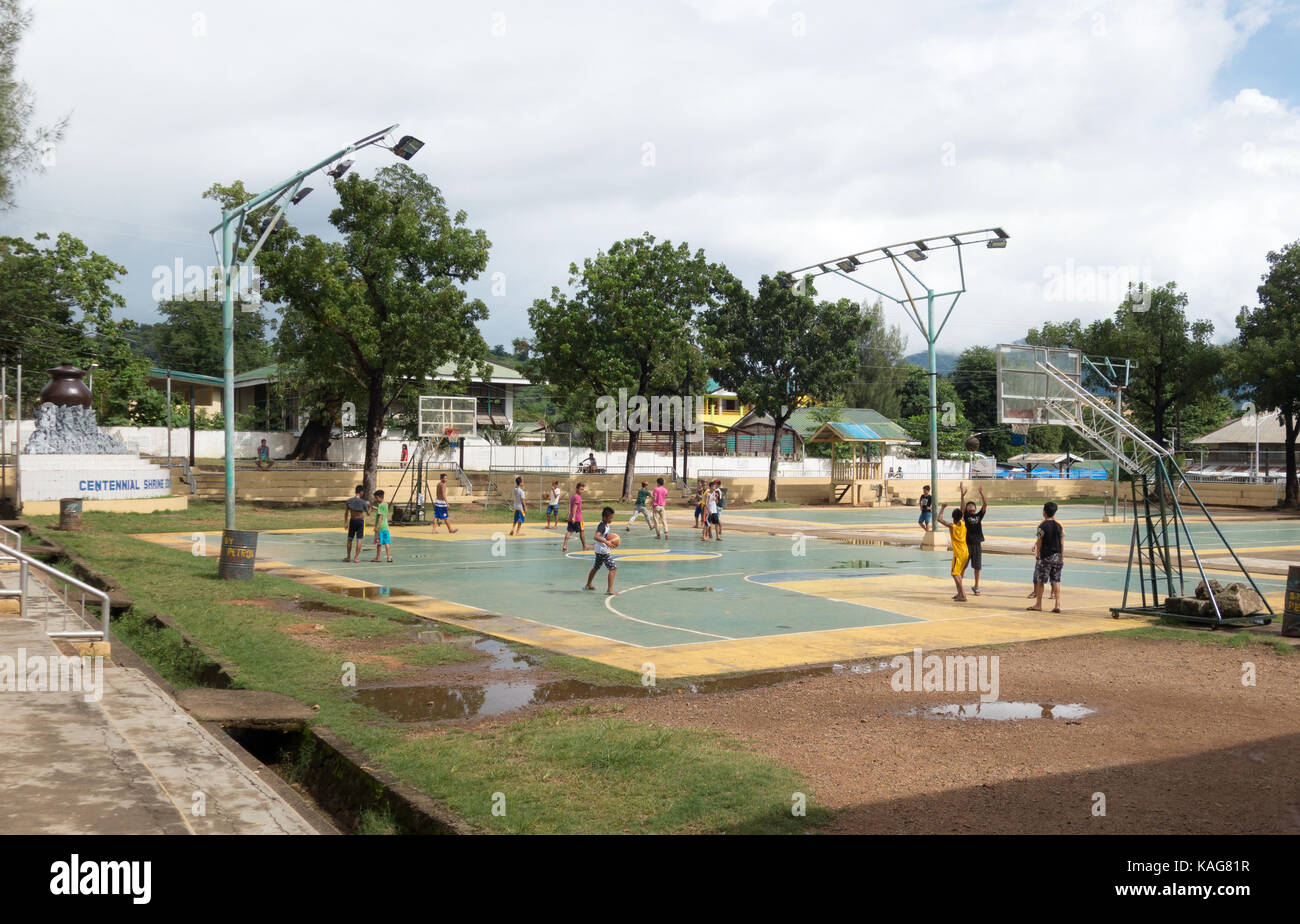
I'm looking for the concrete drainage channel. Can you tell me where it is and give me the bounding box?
[28,527,473,836]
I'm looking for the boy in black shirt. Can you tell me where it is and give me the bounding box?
[1029,501,1064,613]
[962,485,988,595]
[917,485,934,532]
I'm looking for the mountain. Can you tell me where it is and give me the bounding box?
[904,350,961,374]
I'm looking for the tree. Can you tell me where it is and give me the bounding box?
[1086,284,1222,448]
[844,298,908,418]
[258,165,492,493]
[202,180,348,459]
[153,298,274,377]
[896,364,973,454]
[0,232,151,418]
[1234,241,1300,506]
[950,346,1014,461]
[703,277,864,501]
[0,1,66,209]
[528,233,735,499]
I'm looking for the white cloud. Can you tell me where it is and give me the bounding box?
[6,0,1299,352]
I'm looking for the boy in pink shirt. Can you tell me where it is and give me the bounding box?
[651,476,669,540]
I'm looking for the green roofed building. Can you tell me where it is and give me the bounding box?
[727,407,909,459]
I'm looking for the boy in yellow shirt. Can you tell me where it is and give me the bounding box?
[937,486,969,602]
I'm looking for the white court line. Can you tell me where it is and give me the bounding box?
[602,572,749,640]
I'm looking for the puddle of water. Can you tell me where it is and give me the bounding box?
[319,584,392,600]
[832,660,895,675]
[914,702,1095,721]
[354,659,838,722]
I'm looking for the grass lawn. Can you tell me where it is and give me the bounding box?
[1114,623,1297,657]
[27,502,825,834]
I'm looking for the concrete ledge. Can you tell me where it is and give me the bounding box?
[177,689,314,728]
[22,495,189,515]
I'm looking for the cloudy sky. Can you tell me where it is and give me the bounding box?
[6,0,1300,356]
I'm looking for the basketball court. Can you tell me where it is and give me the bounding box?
[136,515,1289,678]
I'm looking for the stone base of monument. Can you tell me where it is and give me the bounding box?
[17,453,186,515]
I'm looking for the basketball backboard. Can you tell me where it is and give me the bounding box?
[996,344,1083,426]
[418,395,477,438]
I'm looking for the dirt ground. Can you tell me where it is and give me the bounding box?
[613,633,1300,834]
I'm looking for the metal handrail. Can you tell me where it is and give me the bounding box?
[0,540,111,640]
[0,522,21,555]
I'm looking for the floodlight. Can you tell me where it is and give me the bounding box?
[836,259,857,272]
[986,238,1007,249]
[327,159,354,179]
[392,135,425,160]
[905,249,928,261]
[291,187,313,205]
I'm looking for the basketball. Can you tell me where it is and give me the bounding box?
[964,434,981,451]
[607,532,621,548]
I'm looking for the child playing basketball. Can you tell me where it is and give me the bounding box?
[561,482,587,553]
[509,476,527,537]
[585,505,619,595]
[432,472,458,534]
[936,495,968,602]
[371,490,393,563]
[545,480,563,530]
[691,481,705,528]
[627,481,653,532]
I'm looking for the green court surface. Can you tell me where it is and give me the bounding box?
[246,525,1288,650]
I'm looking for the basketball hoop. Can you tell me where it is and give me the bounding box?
[445,426,461,448]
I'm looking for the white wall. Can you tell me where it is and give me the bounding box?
[2,419,971,478]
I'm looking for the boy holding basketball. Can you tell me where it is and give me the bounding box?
[585,505,619,595]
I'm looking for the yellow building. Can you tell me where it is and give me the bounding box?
[698,379,814,431]
[697,379,751,428]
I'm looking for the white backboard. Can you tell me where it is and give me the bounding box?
[996,344,1083,426]
[418,396,477,438]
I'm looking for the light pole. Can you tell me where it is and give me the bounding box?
[782,228,1008,549]
[208,124,424,536]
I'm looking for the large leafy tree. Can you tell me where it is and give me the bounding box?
[950,345,1013,461]
[0,1,66,209]
[528,233,734,499]
[202,180,347,458]
[1086,284,1222,449]
[897,364,975,455]
[0,232,153,420]
[702,276,864,501]
[1234,241,1300,506]
[258,165,491,493]
[844,298,908,418]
